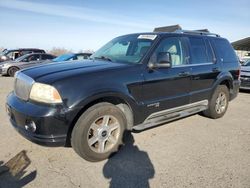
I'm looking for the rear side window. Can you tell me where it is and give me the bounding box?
[41,54,54,60]
[28,54,40,61]
[34,50,45,53]
[212,38,238,63]
[188,37,212,64]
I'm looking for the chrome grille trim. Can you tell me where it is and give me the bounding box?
[14,72,34,101]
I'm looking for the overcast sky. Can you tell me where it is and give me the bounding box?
[0,0,249,51]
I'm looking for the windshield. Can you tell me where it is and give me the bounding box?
[91,34,156,64]
[0,51,5,56]
[243,60,250,66]
[14,53,30,62]
[52,54,74,62]
[0,50,8,56]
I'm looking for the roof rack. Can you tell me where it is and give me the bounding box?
[175,29,220,37]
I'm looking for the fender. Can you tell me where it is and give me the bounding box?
[210,71,234,100]
[70,89,145,124]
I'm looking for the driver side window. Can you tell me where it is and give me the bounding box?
[150,37,187,67]
[28,54,40,62]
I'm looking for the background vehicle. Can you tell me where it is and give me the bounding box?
[0,53,55,76]
[6,31,240,162]
[240,59,250,90]
[0,48,45,62]
[51,53,92,62]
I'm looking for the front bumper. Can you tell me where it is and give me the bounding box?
[240,77,250,90]
[1,67,7,75]
[6,92,79,147]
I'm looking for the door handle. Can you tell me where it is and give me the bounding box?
[178,71,190,77]
[212,67,219,72]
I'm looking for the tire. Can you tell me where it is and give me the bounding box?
[71,102,126,162]
[203,85,229,119]
[8,67,19,77]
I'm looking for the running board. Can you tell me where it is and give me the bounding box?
[133,100,208,131]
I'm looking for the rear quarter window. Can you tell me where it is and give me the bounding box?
[211,38,238,63]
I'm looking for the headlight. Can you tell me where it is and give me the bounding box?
[1,56,7,60]
[2,64,7,68]
[30,83,62,104]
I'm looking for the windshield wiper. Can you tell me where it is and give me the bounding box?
[94,56,112,62]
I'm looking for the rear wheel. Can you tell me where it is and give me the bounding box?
[203,85,229,119]
[8,67,19,77]
[71,102,126,162]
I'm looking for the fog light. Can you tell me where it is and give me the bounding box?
[25,121,36,133]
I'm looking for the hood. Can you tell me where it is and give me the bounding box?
[0,60,15,66]
[21,60,129,81]
[0,55,11,62]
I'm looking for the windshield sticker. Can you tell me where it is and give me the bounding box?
[138,35,157,40]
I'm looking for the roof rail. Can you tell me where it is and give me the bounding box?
[175,29,220,37]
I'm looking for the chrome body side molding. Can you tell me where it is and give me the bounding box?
[133,100,208,131]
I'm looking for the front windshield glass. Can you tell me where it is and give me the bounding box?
[243,60,250,66]
[0,51,5,56]
[52,54,74,62]
[0,50,8,56]
[91,34,157,64]
[14,53,30,62]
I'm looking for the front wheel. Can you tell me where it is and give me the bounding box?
[71,102,126,162]
[203,85,229,119]
[8,67,19,77]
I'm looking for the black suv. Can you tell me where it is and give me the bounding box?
[0,48,45,62]
[6,31,240,161]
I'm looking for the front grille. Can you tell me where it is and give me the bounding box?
[14,72,34,101]
[241,80,250,87]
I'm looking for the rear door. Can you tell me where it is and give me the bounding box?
[187,36,221,103]
[21,54,41,68]
[142,36,191,117]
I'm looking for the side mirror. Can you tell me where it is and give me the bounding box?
[157,52,172,65]
[148,52,172,69]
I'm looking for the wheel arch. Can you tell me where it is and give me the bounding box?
[211,72,234,101]
[65,93,135,146]
[7,66,20,76]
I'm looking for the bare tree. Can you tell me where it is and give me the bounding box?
[48,47,72,56]
[0,47,5,52]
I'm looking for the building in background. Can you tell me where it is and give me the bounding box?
[231,37,250,61]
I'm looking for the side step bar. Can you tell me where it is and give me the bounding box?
[133,100,208,131]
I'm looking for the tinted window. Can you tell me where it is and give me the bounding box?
[189,37,211,64]
[28,54,40,62]
[41,54,54,60]
[34,50,45,53]
[22,51,32,55]
[243,60,250,66]
[150,37,187,66]
[204,39,214,62]
[212,38,238,62]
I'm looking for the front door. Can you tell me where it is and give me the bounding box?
[142,36,191,117]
